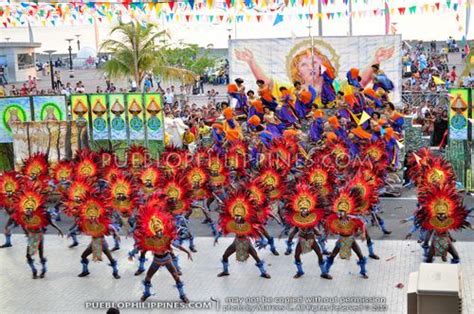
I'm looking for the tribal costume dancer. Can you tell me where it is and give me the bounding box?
[360,141,392,236]
[12,185,64,279]
[108,174,138,251]
[304,157,335,255]
[284,183,329,279]
[248,179,279,256]
[128,166,162,275]
[417,184,468,263]
[76,194,121,279]
[217,190,271,279]
[62,178,94,248]
[323,188,369,279]
[135,196,192,303]
[0,171,21,248]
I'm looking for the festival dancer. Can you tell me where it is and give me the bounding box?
[216,190,271,279]
[76,193,121,279]
[248,179,279,256]
[284,183,328,279]
[135,195,193,303]
[257,79,278,111]
[417,184,468,263]
[0,171,20,248]
[12,184,64,279]
[227,78,247,114]
[108,173,138,251]
[323,187,369,279]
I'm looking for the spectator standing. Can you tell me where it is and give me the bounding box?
[164,88,174,106]
[449,66,457,84]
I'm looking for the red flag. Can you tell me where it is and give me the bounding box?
[256,15,261,22]
[435,2,440,10]
[225,0,231,8]
[169,2,175,10]
[326,12,331,19]
[398,7,405,15]
[218,15,224,21]
[185,15,190,21]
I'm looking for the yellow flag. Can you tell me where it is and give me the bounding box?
[349,110,360,125]
[358,111,371,126]
[432,76,445,85]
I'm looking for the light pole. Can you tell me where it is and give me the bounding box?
[66,38,74,78]
[44,50,57,91]
[75,34,81,51]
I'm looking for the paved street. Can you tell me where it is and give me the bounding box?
[0,236,472,314]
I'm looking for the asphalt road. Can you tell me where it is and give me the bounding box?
[1,188,473,243]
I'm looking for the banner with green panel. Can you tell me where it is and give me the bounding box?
[89,94,109,140]
[0,97,31,143]
[144,93,164,141]
[109,94,127,141]
[126,93,145,141]
[32,96,67,122]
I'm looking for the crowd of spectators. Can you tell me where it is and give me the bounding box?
[402,39,473,93]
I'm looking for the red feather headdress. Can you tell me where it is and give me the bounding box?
[248,180,271,223]
[12,186,48,231]
[52,160,74,184]
[0,171,20,196]
[108,174,137,216]
[102,164,125,184]
[77,193,111,237]
[161,176,190,215]
[225,151,246,173]
[160,147,188,177]
[207,152,225,175]
[285,183,325,229]
[330,187,361,215]
[306,162,334,197]
[63,179,94,217]
[407,148,434,183]
[127,145,149,170]
[219,190,259,237]
[257,167,284,200]
[74,150,99,179]
[228,140,248,157]
[348,172,377,214]
[421,157,455,188]
[22,153,49,179]
[139,166,161,194]
[361,140,388,165]
[135,195,177,254]
[417,184,468,233]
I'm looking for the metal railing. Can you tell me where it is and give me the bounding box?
[401,91,450,108]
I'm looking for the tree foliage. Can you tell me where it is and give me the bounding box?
[161,44,217,76]
[101,22,197,86]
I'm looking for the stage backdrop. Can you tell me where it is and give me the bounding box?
[229,35,402,105]
[11,121,80,168]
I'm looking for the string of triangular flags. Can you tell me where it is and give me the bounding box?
[0,0,472,28]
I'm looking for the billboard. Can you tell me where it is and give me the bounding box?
[32,95,67,122]
[0,97,31,143]
[229,35,402,105]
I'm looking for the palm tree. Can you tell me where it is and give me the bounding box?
[101,22,196,87]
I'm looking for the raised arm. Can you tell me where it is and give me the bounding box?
[360,46,395,87]
[234,48,273,90]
